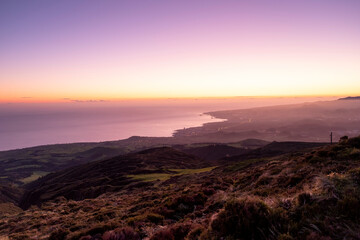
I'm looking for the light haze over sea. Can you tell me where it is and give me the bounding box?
[0,97,336,151]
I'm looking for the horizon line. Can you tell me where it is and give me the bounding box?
[0,94,349,104]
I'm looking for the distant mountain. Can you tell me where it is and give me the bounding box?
[222,141,328,162]
[174,139,269,161]
[175,144,250,161]
[338,96,360,100]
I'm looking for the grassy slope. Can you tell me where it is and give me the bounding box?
[0,137,268,187]
[18,140,322,209]
[1,137,360,239]
[126,167,217,182]
[19,147,214,209]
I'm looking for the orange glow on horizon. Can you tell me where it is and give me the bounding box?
[1,1,359,103]
[0,93,353,104]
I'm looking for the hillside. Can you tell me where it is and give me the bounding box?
[1,137,360,239]
[19,140,320,209]
[19,147,209,209]
[0,137,268,187]
[0,185,22,204]
[338,96,360,100]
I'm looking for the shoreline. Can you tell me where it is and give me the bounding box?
[1,98,351,152]
[0,111,226,153]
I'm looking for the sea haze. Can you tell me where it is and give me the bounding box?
[0,97,336,151]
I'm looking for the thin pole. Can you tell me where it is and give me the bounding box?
[330,132,333,145]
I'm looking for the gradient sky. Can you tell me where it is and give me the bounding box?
[1,0,359,102]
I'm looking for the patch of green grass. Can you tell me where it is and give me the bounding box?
[127,173,173,182]
[127,167,217,182]
[227,143,247,148]
[184,143,213,148]
[20,171,49,184]
[5,165,41,171]
[169,167,217,174]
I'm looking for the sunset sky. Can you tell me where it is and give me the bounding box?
[1,0,359,102]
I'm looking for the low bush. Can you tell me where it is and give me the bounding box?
[162,192,207,219]
[186,225,205,240]
[146,213,164,224]
[150,223,192,240]
[102,227,140,240]
[207,198,276,240]
[349,168,360,184]
[126,215,146,226]
[336,195,360,221]
[277,233,294,240]
[347,137,360,148]
[48,229,69,240]
[297,193,313,206]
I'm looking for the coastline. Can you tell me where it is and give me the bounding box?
[0,111,226,152]
[172,112,227,137]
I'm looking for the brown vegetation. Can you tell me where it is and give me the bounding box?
[1,136,360,239]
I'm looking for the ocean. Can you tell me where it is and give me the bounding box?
[0,97,336,151]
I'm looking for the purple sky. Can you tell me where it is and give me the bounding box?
[1,0,359,101]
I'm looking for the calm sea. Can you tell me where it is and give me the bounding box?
[0,97,336,151]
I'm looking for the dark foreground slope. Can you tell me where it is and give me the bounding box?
[19,140,323,209]
[1,137,360,240]
[0,137,268,188]
[20,147,208,209]
[0,139,268,207]
[0,185,22,204]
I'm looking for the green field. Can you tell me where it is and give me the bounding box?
[20,171,50,184]
[5,165,42,171]
[126,166,217,182]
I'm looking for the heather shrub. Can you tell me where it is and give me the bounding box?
[347,137,360,148]
[186,225,205,240]
[339,136,349,144]
[126,214,147,226]
[336,194,360,221]
[349,148,360,159]
[317,150,328,158]
[308,155,324,164]
[305,232,331,240]
[277,175,304,188]
[201,187,216,196]
[150,228,174,240]
[256,176,272,186]
[76,223,117,238]
[78,236,92,240]
[48,229,69,240]
[155,206,175,218]
[163,192,207,219]
[297,193,313,206]
[102,227,140,240]
[170,223,192,240]
[146,213,164,224]
[349,167,360,184]
[277,233,294,240]
[150,223,192,240]
[207,198,276,240]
